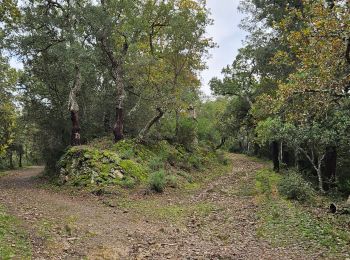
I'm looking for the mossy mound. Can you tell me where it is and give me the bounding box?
[58,145,147,187]
[57,139,227,191]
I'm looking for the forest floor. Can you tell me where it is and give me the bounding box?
[0,154,347,259]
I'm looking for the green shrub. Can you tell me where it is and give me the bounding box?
[338,179,350,195]
[165,175,178,188]
[176,118,197,150]
[149,171,166,193]
[148,156,164,171]
[278,171,315,202]
[121,177,136,189]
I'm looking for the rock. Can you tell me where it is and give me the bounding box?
[346,195,350,206]
[111,169,124,179]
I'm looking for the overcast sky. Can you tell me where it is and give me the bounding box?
[201,0,247,96]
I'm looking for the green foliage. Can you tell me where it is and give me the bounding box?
[149,170,166,193]
[0,205,32,259]
[278,171,315,202]
[258,199,350,256]
[120,177,137,189]
[176,118,197,150]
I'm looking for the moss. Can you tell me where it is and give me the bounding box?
[57,138,229,191]
[119,159,147,182]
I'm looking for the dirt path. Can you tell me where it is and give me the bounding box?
[0,155,315,259]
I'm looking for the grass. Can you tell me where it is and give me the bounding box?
[0,205,32,259]
[253,169,350,258]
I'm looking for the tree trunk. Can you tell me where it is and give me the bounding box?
[137,107,164,142]
[68,66,82,146]
[317,168,325,193]
[175,110,180,138]
[99,30,128,143]
[323,146,337,190]
[70,111,81,146]
[9,151,13,169]
[271,141,279,172]
[279,142,283,165]
[19,153,22,168]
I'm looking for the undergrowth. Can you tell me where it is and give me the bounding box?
[0,205,32,259]
[57,138,228,193]
[254,169,350,257]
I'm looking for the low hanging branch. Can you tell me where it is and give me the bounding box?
[137,107,164,143]
[68,65,82,146]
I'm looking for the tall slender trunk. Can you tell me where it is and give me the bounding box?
[68,66,82,146]
[19,153,22,168]
[112,67,126,142]
[175,110,180,138]
[323,146,337,190]
[279,142,283,165]
[9,151,13,169]
[271,141,280,172]
[99,32,128,143]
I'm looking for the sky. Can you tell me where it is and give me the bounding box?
[201,0,247,96]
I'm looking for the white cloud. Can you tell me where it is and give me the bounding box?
[200,0,247,96]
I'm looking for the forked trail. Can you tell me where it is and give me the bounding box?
[0,155,317,259]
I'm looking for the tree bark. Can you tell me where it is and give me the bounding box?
[137,107,164,142]
[9,151,13,169]
[19,152,22,168]
[271,141,279,172]
[99,33,127,142]
[323,146,337,190]
[68,66,82,146]
[279,142,283,165]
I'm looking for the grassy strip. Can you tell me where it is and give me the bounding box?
[252,169,350,258]
[0,205,32,259]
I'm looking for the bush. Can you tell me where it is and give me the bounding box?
[148,156,164,171]
[149,171,166,193]
[165,175,178,188]
[121,177,136,189]
[278,171,315,202]
[176,118,197,150]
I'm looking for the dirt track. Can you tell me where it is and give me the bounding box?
[0,155,316,259]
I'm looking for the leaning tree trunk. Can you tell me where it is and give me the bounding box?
[68,66,82,146]
[271,141,280,172]
[137,107,164,142]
